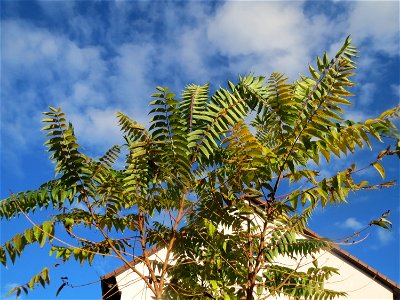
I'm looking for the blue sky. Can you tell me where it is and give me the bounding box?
[1,0,399,299]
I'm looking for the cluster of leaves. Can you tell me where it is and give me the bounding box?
[1,37,399,300]
[1,221,54,266]
[165,36,399,299]
[5,267,51,298]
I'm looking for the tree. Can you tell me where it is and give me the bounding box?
[1,37,398,300]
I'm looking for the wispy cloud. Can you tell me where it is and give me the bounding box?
[68,108,125,154]
[343,110,372,123]
[391,84,400,98]
[0,19,157,150]
[1,1,399,296]
[358,83,376,106]
[370,228,395,250]
[376,229,394,245]
[206,1,337,79]
[2,283,22,299]
[1,0,399,178]
[2,21,110,114]
[338,217,364,231]
[347,1,399,57]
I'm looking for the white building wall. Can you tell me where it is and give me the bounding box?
[107,214,395,299]
[115,248,168,300]
[112,245,394,300]
[271,249,393,300]
[321,251,393,299]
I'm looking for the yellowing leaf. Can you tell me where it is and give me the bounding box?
[372,162,385,179]
[13,234,24,254]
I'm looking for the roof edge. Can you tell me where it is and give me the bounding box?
[101,245,161,280]
[101,229,400,295]
[304,228,400,295]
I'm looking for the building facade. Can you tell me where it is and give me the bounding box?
[101,229,400,300]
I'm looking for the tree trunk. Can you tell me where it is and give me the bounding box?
[245,286,254,300]
[154,291,163,300]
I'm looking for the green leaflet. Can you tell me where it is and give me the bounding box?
[42,221,54,242]
[0,246,6,266]
[13,234,24,254]
[2,37,399,300]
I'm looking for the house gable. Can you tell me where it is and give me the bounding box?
[101,229,400,299]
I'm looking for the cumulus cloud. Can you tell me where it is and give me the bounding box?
[204,1,399,82]
[340,217,364,231]
[178,27,211,82]
[357,83,376,106]
[208,2,305,56]
[391,84,400,98]
[1,19,153,156]
[111,43,155,107]
[343,110,371,123]
[68,108,124,152]
[206,1,337,79]
[1,20,109,101]
[1,1,399,176]
[347,1,399,56]
[376,228,394,246]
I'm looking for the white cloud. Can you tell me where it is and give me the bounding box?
[208,2,305,56]
[2,13,204,166]
[3,21,59,70]
[204,1,399,82]
[348,1,399,56]
[1,20,128,155]
[340,217,364,231]
[376,228,394,246]
[3,282,19,290]
[1,283,22,299]
[357,83,376,106]
[111,43,155,107]
[343,110,371,122]
[1,20,109,101]
[178,28,211,82]
[206,1,333,79]
[391,84,400,98]
[1,1,399,178]
[68,107,124,152]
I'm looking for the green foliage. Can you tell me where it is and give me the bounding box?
[164,36,399,299]
[1,37,399,299]
[6,267,51,298]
